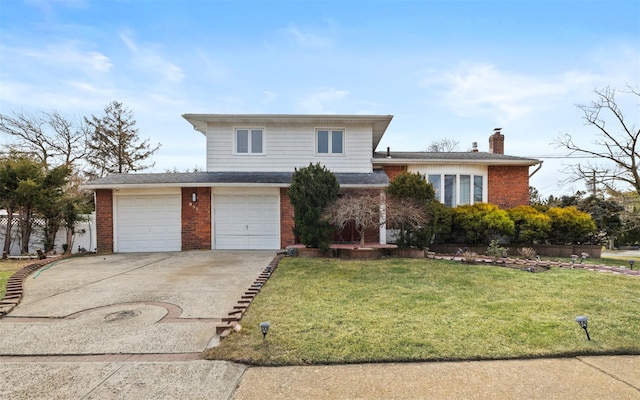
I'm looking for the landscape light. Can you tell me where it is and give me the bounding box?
[629,260,635,270]
[260,321,271,340]
[575,316,591,341]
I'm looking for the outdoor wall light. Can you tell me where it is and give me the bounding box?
[260,321,271,340]
[629,260,635,270]
[191,192,197,202]
[575,316,591,341]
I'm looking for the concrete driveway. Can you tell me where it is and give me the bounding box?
[0,251,276,355]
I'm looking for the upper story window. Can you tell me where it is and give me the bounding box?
[235,128,264,154]
[427,174,484,207]
[316,129,344,155]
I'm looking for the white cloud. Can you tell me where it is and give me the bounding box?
[299,88,349,113]
[422,62,581,124]
[286,24,333,48]
[119,32,185,83]
[1,42,112,73]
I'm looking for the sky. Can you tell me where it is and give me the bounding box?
[1,0,638,197]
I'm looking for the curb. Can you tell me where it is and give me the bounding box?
[215,253,285,339]
[0,255,71,317]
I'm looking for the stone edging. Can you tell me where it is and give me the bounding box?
[0,255,72,318]
[429,254,640,276]
[215,253,285,339]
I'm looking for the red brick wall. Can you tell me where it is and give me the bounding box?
[382,165,407,181]
[488,166,530,208]
[280,188,296,248]
[95,189,114,253]
[181,187,211,250]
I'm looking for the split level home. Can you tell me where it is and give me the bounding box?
[85,114,541,253]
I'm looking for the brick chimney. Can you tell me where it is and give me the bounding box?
[489,128,504,154]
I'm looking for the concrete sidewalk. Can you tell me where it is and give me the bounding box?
[232,356,640,399]
[0,355,637,399]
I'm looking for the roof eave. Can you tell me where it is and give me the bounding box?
[182,114,394,143]
[372,158,541,166]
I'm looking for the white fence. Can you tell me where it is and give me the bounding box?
[0,212,97,256]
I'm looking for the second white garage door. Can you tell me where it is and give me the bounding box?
[214,193,280,249]
[115,194,181,253]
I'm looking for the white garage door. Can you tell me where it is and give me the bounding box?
[115,194,181,252]
[214,194,280,249]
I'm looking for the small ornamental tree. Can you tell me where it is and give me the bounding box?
[546,206,598,245]
[323,191,381,248]
[507,205,551,244]
[323,191,430,248]
[451,203,514,245]
[288,163,339,249]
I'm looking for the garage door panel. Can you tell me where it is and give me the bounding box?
[115,194,181,253]
[214,193,280,250]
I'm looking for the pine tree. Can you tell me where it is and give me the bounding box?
[288,163,339,249]
[85,101,160,177]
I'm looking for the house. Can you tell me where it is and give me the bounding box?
[85,115,540,253]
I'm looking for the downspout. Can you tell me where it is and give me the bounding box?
[529,161,543,178]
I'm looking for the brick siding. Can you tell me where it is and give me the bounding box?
[95,189,113,253]
[280,188,296,248]
[488,166,530,208]
[382,165,407,182]
[181,187,212,250]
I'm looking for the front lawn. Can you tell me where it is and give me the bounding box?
[0,259,33,298]
[205,257,640,365]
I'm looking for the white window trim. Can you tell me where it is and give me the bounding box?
[427,173,487,207]
[233,127,266,155]
[315,128,345,156]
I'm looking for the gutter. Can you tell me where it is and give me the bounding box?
[529,161,543,177]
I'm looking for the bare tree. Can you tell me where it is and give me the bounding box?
[323,191,429,248]
[554,86,640,196]
[426,138,460,152]
[0,111,90,170]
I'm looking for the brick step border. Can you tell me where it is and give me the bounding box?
[216,253,285,339]
[429,254,640,276]
[0,255,71,317]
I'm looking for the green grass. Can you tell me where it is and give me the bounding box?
[0,260,32,298]
[205,257,640,366]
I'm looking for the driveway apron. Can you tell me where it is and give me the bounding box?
[0,251,275,355]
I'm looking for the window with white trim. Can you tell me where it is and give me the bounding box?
[235,128,264,154]
[316,129,344,155]
[427,173,485,207]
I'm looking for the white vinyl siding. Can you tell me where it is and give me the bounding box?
[114,190,181,252]
[206,124,372,173]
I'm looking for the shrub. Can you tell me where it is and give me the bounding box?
[545,206,598,244]
[486,239,508,260]
[507,205,551,244]
[385,172,435,249]
[288,163,339,249]
[517,247,537,260]
[462,250,477,263]
[451,203,514,245]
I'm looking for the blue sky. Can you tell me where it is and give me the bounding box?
[1,0,638,197]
